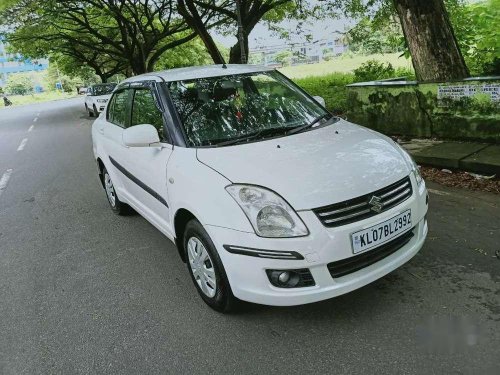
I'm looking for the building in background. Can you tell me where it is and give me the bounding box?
[250,36,348,66]
[0,40,49,88]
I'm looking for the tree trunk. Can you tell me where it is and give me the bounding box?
[178,0,225,65]
[229,34,249,64]
[393,0,469,81]
[197,26,225,64]
[130,58,148,75]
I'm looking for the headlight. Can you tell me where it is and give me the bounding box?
[395,143,423,186]
[97,99,108,103]
[226,185,309,238]
[411,158,423,186]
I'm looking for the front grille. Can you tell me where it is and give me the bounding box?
[313,176,412,228]
[327,230,414,278]
[296,269,316,287]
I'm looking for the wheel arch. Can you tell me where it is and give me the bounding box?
[173,208,199,263]
[96,157,105,188]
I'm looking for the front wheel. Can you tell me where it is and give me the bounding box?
[102,167,131,215]
[93,104,99,117]
[184,219,238,313]
[86,104,94,117]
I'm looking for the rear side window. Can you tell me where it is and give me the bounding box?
[131,89,165,140]
[107,90,129,127]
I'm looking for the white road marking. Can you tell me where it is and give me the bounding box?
[0,169,13,197]
[37,112,41,116]
[17,138,28,151]
[428,188,450,196]
[28,125,35,132]
[33,117,38,122]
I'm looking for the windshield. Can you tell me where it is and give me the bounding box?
[92,84,116,96]
[167,71,330,147]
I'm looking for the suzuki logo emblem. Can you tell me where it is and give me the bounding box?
[369,195,384,213]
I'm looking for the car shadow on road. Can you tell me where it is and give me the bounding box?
[232,268,416,321]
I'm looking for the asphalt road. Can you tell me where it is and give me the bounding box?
[0,98,499,375]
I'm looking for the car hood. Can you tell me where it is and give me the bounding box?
[196,120,411,210]
[94,94,112,100]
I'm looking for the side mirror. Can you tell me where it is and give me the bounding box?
[313,95,326,108]
[123,124,160,147]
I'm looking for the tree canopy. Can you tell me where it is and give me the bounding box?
[1,0,214,76]
[178,0,325,64]
[1,0,497,83]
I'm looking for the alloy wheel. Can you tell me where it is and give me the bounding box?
[187,237,217,298]
[104,173,116,207]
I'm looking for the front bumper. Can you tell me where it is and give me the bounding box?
[205,177,428,306]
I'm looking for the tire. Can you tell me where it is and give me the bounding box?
[184,219,238,313]
[93,105,99,117]
[86,104,94,117]
[102,167,131,215]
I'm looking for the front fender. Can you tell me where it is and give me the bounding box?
[167,147,253,233]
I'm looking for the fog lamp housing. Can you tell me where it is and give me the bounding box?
[266,269,315,288]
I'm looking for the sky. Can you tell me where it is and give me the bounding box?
[213,17,351,50]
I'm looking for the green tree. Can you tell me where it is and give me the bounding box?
[44,64,80,92]
[274,50,293,66]
[178,0,327,64]
[449,0,500,75]
[5,74,33,95]
[155,37,213,69]
[347,17,403,54]
[248,52,264,64]
[0,0,219,75]
[329,0,469,81]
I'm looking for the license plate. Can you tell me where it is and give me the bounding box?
[351,210,412,254]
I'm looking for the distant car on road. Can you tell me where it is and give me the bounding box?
[91,65,428,312]
[85,83,116,117]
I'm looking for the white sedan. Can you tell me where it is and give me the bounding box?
[85,83,116,117]
[91,65,428,312]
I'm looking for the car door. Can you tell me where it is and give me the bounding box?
[85,86,93,108]
[109,82,174,236]
[101,87,132,203]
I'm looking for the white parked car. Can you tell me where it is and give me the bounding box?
[91,65,428,312]
[85,83,116,117]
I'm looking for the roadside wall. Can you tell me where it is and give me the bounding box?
[346,77,500,143]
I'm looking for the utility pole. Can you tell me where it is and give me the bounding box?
[235,0,247,64]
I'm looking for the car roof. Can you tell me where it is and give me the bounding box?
[92,83,116,87]
[122,64,275,84]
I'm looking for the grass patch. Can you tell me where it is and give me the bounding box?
[283,53,414,113]
[279,53,413,79]
[293,73,355,113]
[3,91,77,107]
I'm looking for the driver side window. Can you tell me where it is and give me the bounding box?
[131,89,165,141]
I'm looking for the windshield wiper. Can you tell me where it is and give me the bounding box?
[215,127,292,147]
[212,115,335,147]
[287,113,334,135]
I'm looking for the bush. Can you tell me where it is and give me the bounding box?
[394,67,416,80]
[44,64,80,93]
[322,50,335,62]
[293,72,355,114]
[5,73,34,95]
[353,60,395,82]
[274,50,293,66]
